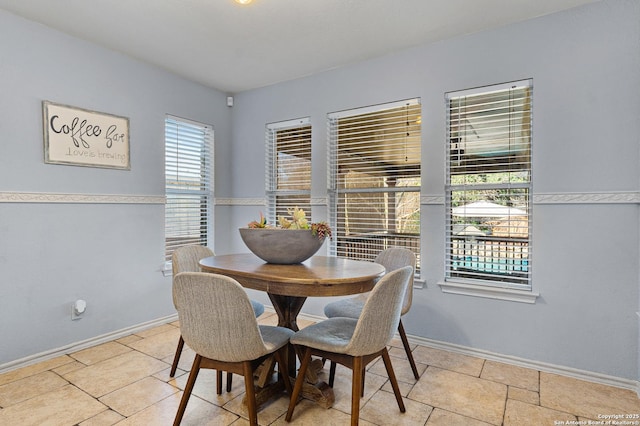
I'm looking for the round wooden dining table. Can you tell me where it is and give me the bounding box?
[198,253,385,331]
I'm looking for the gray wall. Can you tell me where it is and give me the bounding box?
[222,0,640,381]
[0,10,230,364]
[2,0,639,384]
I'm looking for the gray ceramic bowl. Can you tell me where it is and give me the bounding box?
[239,228,325,264]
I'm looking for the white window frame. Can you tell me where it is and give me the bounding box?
[440,79,538,303]
[327,99,422,271]
[265,117,312,225]
[164,115,213,268]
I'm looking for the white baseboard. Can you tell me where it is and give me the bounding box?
[405,333,639,394]
[0,314,178,375]
[2,310,638,397]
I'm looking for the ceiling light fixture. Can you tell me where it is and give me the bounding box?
[234,0,253,4]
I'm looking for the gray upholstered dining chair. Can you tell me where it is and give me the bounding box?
[170,245,265,389]
[286,265,413,426]
[323,247,419,381]
[173,272,293,426]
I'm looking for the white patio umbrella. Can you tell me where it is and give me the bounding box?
[452,224,485,236]
[451,200,527,218]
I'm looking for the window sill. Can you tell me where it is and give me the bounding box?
[162,262,172,277]
[438,281,539,304]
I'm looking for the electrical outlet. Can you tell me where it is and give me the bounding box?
[71,299,86,320]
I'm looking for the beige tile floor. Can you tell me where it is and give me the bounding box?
[1,312,639,425]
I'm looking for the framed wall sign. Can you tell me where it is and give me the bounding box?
[43,101,130,170]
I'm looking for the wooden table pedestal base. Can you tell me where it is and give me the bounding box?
[251,357,334,409]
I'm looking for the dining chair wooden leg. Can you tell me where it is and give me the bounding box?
[170,335,185,377]
[286,347,313,422]
[351,356,364,426]
[330,360,364,396]
[381,348,405,413]
[226,372,233,392]
[398,319,420,380]
[243,361,259,426]
[216,370,223,395]
[328,361,336,387]
[174,354,202,426]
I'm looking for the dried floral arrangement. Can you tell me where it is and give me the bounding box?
[247,207,332,240]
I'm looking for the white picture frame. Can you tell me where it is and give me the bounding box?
[43,101,130,170]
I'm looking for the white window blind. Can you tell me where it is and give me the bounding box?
[165,116,213,262]
[328,99,421,270]
[445,80,532,289]
[266,118,312,224]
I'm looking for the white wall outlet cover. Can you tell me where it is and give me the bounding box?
[74,299,87,314]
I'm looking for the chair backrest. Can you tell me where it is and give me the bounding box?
[171,245,214,309]
[374,247,416,315]
[172,245,214,276]
[173,272,270,362]
[344,265,413,356]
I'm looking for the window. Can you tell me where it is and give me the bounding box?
[328,100,421,270]
[445,80,532,290]
[266,118,312,224]
[164,116,213,262]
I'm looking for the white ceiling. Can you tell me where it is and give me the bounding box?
[0,0,599,93]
